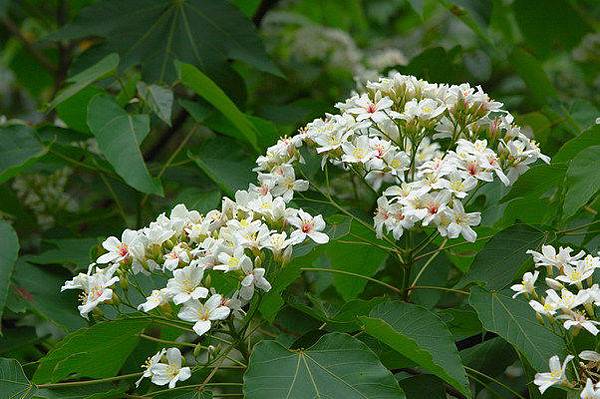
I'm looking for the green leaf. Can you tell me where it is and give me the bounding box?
[87,94,163,195]
[153,389,213,399]
[512,0,591,59]
[360,301,471,398]
[177,62,259,151]
[27,237,99,271]
[509,47,557,106]
[460,337,517,378]
[553,125,600,163]
[204,112,281,150]
[33,319,150,384]
[458,224,546,290]
[56,86,103,134]
[469,287,566,371]
[188,136,255,197]
[12,260,86,332]
[0,125,47,184]
[502,164,567,202]
[47,53,119,110]
[563,146,600,219]
[243,332,405,399]
[0,358,36,399]
[136,82,173,126]
[47,0,280,90]
[397,375,446,399]
[34,383,127,399]
[0,221,19,330]
[173,188,221,214]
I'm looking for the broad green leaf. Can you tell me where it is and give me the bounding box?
[458,224,546,290]
[47,53,119,110]
[502,164,567,202]
[153,389,213,399]
[136,82,173,126]
[553,125,600,163]
[188,136,255,197]
[469,287,566,371]
[177,62,259,151]
[56,86,103,134]
[0,221,18,331]
[563,146,600,219]
[204,112,281,150]
[460,337,517,378]
[509,48,557,106]
[47,0,280,92]
[12,260,86,332]
[397,375,446,399]
[33,319,150,384]
[243,332,405,399]
[360,301,471,398]
[231,0,261,17]
[34,383,127,399]
[0,358,36,399]
[27,237,99,271]
[173,188,221,214]
[87,94,163,195]
[0,125,47,184]
[513,0,591,59]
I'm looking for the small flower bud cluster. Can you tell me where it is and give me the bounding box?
[517,245,600,396]
[12,166,78,229]
[257,72,550,243]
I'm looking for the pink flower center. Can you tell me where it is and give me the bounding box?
[467,163,478,176]
[117,244,129,257]
[367,103,377,113]
[301,222,314,233]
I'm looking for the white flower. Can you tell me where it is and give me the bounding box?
[138,289,171,312]
[529,299,557,316]
[400,98,445,121]
[165,265,209,305]
[288,210,329,244]
[547,288,588,311]
[533,355,574,394]
[150,348,191,389]
[444,200,481,242]
[97,229,144,264]
[558,311,600,335]
[177,294,231,336]
[345,92,393,123]
[580,350,600,363]
[556,261,595,285]
[341,135,375,164]
[240,261,272,300]
[511,271,539,298]
[64,264,120,319]
[527,245,584,270]
[136,348,165,387]
[163,244,190,271]
[580,378,600,399]
[215,247,253,272]
[268,164,309,202]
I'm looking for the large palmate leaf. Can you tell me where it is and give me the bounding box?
[47,53,119,110]
[136,82,173,126]
[0,358,36,399]
[34,383,127,399]
[563,146,600,219]
[87,94,163,195]
[0,125,47,184]
[244,332,405,399]
[47,0,280,91]
[360,301,471,398]
[469,287,566,371]
[553,125,600,163]
[0,221,18,331]
[458,224,546,290]
[33,319,149,384]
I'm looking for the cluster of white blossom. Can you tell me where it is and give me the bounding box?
[515,245,600,396]
[257,72,549,243]
[12,166,78,229]
[61,138,328,388]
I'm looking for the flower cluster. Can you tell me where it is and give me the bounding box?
[61,131,329,388]
[516,245,600,396]
[12,166,78,229]
[257,72,549,243]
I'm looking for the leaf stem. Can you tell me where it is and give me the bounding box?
[37,372,142,388]
[465,366,526,399]
[410,238,447,289]
[301,267,402,294]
